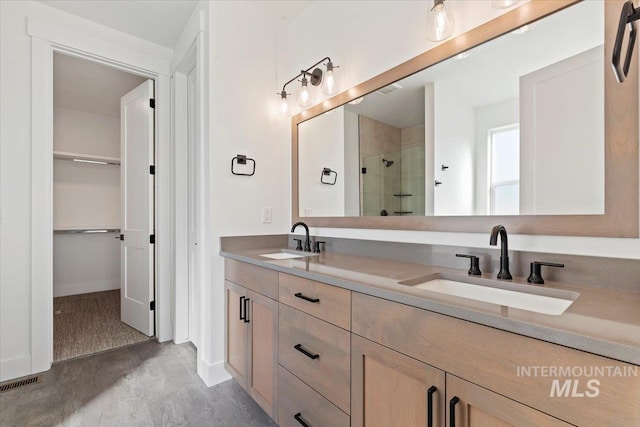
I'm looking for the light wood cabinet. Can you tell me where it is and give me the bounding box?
[352,292,640,426]
[351,334,445,427]
[279,273,351,330]
[224,279,278,420]
[446,375,571,427]
[278,366,350,427]
[279,303,351,414]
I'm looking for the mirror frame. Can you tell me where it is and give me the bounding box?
[291,0,638,237]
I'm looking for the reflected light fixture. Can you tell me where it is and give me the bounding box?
[491,0,521,9]
[427,0,455,42]
[277,57,340,114]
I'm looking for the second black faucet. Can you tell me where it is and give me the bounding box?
[489,224,512,280]
[291,222,312,252]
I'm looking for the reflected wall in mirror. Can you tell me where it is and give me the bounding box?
[297,1,605,218]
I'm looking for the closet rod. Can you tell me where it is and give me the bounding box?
[53,229,120,234]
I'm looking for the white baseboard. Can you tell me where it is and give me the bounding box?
[197,357,231,387]
[0,354,33,382]
[53,280,120,297]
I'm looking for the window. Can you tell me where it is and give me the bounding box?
[489,125,520,215]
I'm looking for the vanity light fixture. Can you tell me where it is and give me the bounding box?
[427,0,455,42]
[491,0,521,9]
[278,57,340,113]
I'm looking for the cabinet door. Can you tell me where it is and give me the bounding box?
[247,290,278,419]
[446,375,571,427]
[225,280,248,388]
[352,334,445,427]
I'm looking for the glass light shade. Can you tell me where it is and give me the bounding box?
[491,0,521,9]
[296,77,314,108]
[278,93,289,117]
[427,0,454,42]
[321,62,339,95]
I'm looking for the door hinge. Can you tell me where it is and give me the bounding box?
[150,98,155,109]
[119,234,124,241]
[150,234,156,244]
[150,301,155,311]
[150,165,155,175]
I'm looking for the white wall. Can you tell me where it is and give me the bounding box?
[433,82,475,216]
[53,232,120,297]
[201,0,290,385]
[285,0,640,260]
[0,0,172,381]
[298,107,345,216]
[520,47,604,215]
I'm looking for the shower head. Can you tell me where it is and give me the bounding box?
[382,158,394,167]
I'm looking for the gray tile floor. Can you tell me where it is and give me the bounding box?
[0,341,278,427]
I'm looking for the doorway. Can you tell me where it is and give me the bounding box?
[52,52,155,362]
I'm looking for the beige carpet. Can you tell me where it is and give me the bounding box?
[53,289,151,362]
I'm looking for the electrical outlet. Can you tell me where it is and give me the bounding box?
[261,207,272,224]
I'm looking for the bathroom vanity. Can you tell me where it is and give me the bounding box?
[222,248,640,426]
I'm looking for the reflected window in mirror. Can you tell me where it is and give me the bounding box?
[489,124,520,216]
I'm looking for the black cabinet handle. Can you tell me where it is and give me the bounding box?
[294,292,319,303]
[239,296,245,321]
[294,412,310,427]
[243,298,250,323]
[449,396,460,427]
[427,386,437,427]
[294,344,319,360]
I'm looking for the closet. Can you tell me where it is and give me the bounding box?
[52,52,151,362]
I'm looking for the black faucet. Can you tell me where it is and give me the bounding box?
[291,222,311,252]
[489,224,512,280]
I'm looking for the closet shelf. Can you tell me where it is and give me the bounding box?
[54,226,120,234]
[53,151,120,165]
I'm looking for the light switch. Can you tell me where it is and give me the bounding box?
[261,207,272,224]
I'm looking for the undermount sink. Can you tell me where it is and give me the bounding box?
[399,274,579,315]
[260,250,318,260]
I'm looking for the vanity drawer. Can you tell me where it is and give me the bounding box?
[279,273,351,330]
[225,259,278,299]
[352,292,640,427]
[278,365,349,427]
[279,303,350,414]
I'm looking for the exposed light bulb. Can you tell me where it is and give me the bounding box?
[321,61,340,95]
[427,0,454,42]
[278,91,289,117]
[491,0,521,9]
[296,75,314,108]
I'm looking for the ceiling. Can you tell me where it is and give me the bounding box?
[53,53,147,118]
[37,0,199,48]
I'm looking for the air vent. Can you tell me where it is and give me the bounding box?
[377,82,403,95]
[0,375,42,393]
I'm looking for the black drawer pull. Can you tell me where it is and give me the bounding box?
[294,344,319,360]
[239,296,245,321]
[294,412,310,427]
[427,386,437,427]
[294,292,319,303]
[449,396,460,427]
[243,298,250,323]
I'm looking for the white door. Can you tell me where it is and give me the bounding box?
[187,66,201,347]
[120,80,155,336]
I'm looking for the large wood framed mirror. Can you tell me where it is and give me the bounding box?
[291,0,638,237]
